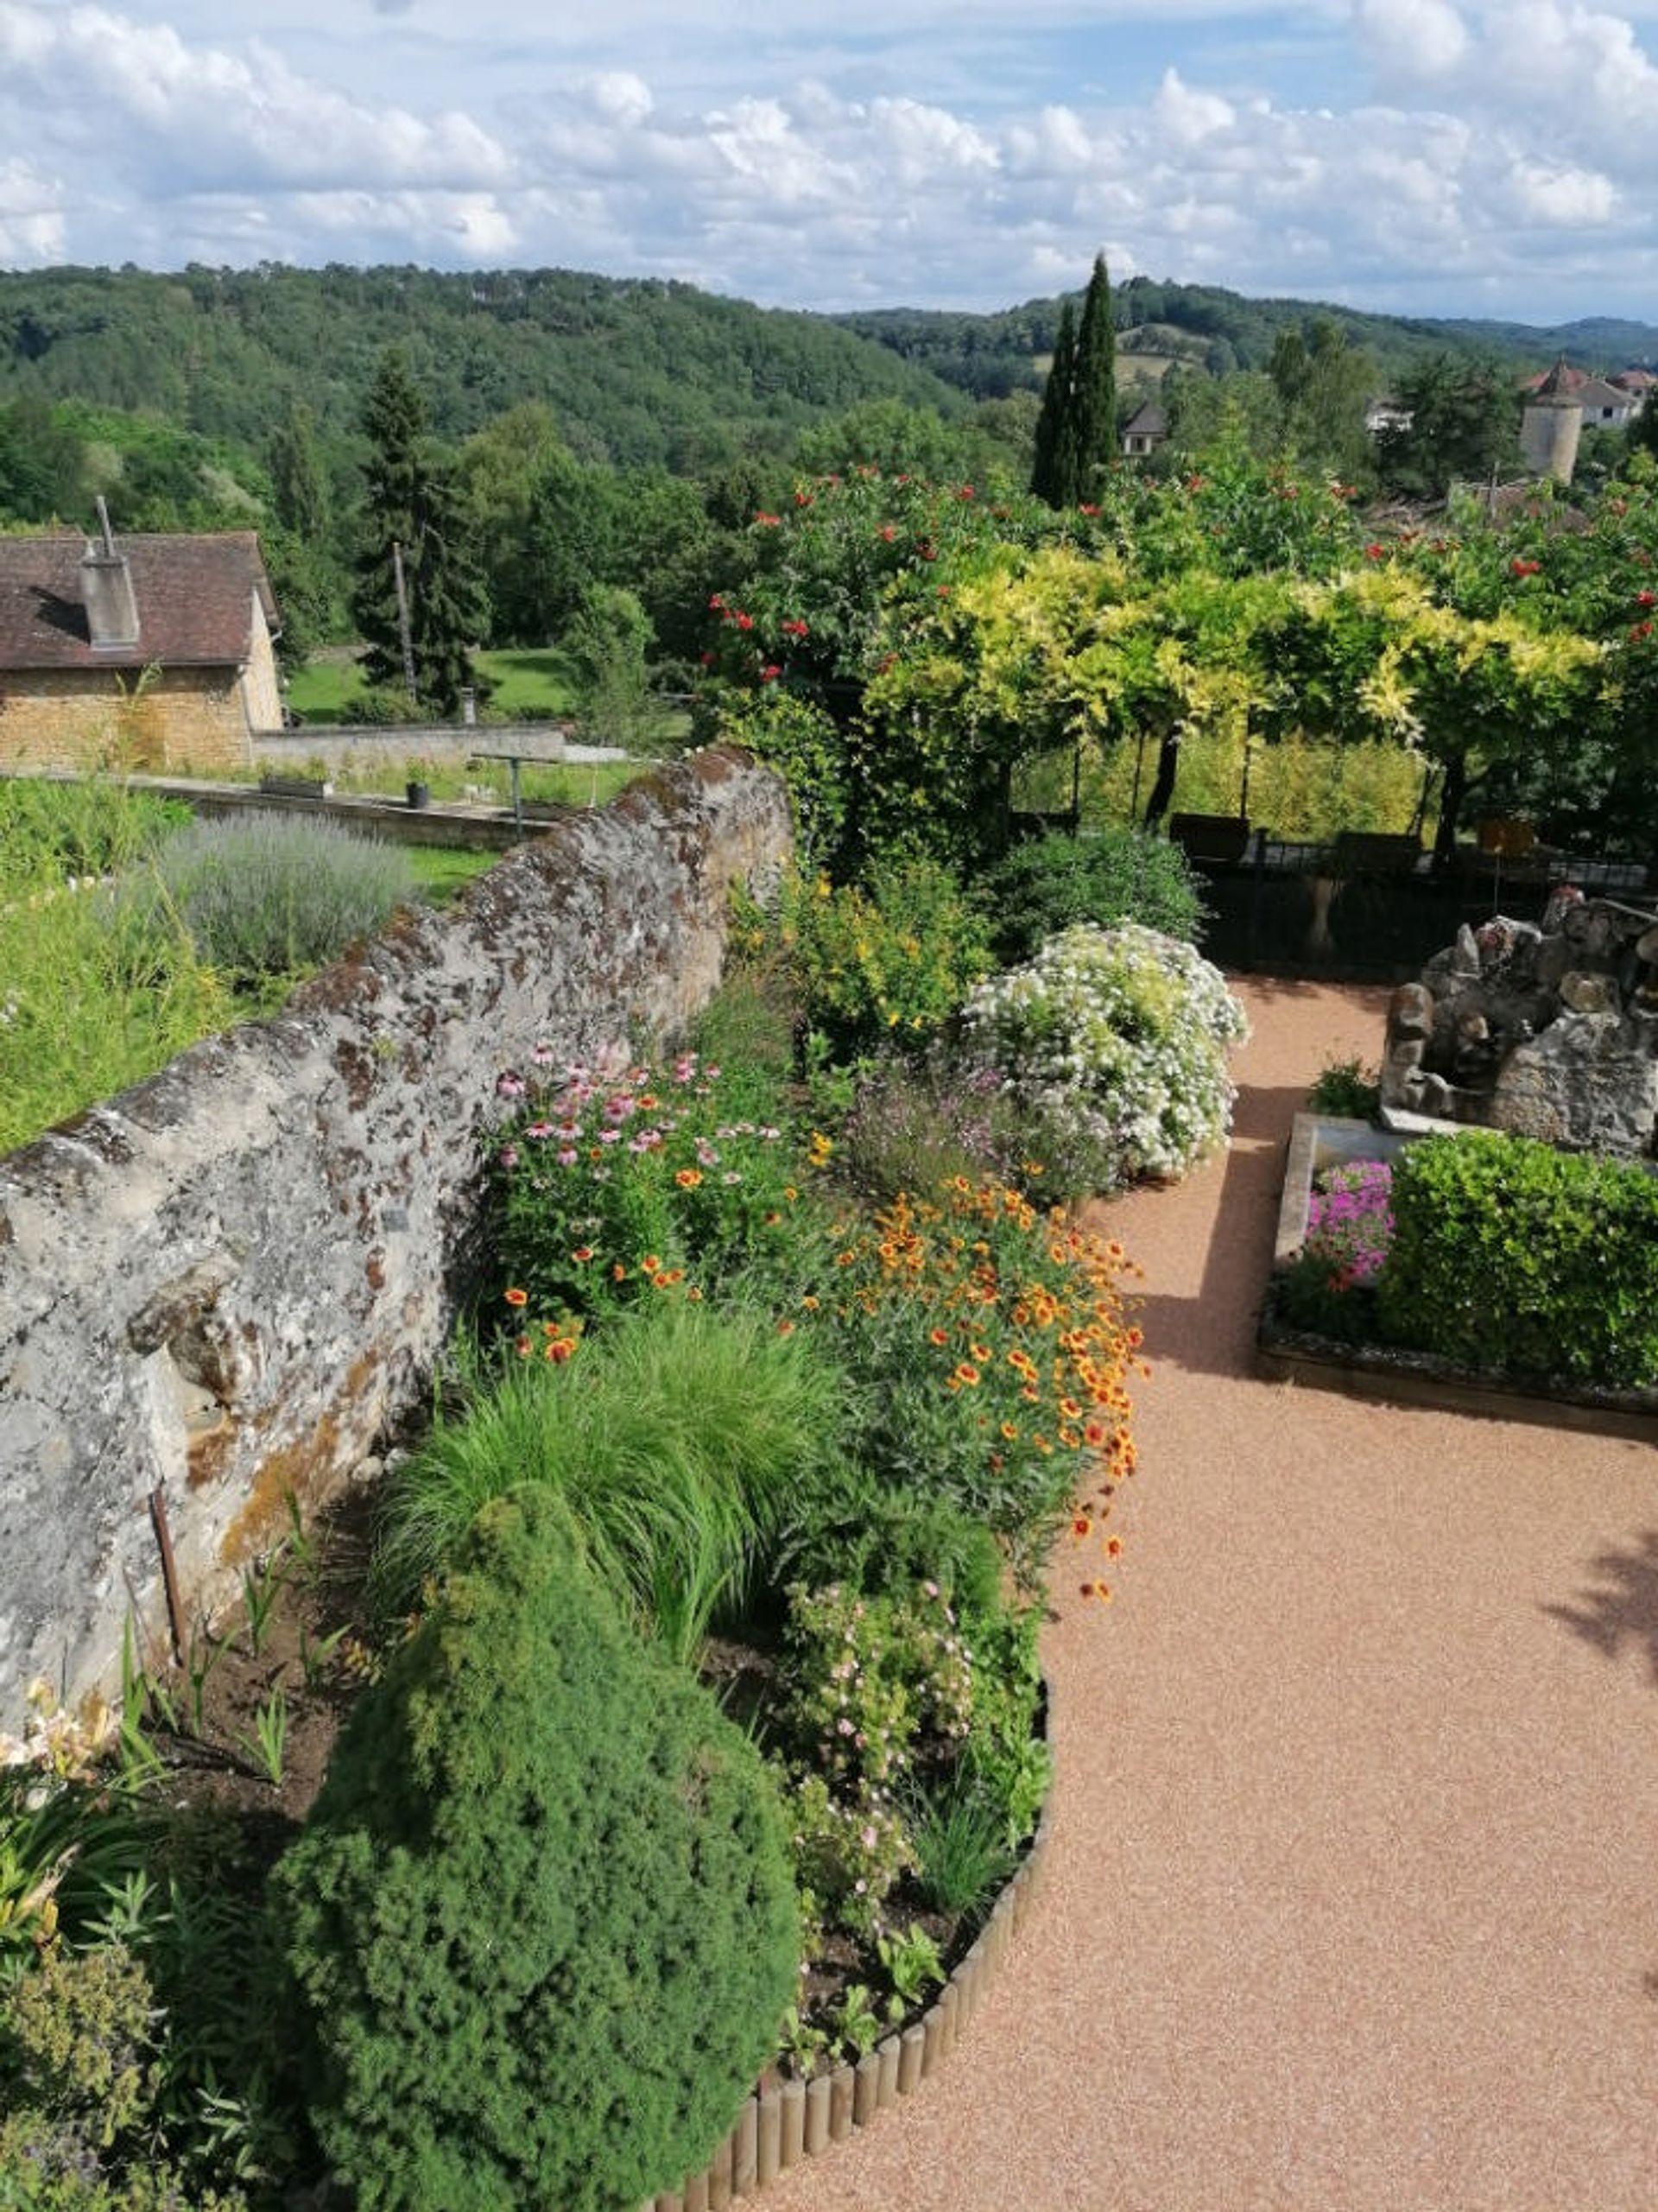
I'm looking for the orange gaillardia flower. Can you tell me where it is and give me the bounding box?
[503,1287,528,1309]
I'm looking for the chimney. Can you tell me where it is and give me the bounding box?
[80,497,140,650]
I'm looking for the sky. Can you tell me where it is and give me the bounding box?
[3,1,1658,328]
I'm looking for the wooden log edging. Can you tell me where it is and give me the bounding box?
[650,1795,1057,2211]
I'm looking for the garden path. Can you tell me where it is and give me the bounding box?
[764,974,1658,2212]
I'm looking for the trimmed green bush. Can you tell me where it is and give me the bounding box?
[1376,1131,1658,1387]
[274,1491,800,2212]
[119,814,414,990]
[979,829,1206,966]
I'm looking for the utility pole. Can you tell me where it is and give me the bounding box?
[392,539,418,708]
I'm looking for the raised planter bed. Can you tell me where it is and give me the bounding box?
[1261,1112,1658,1443]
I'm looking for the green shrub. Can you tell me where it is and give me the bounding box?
[1307,1055,1382,1119]
[1376,1131,1658,1387]
[275,1490,800,2212]
[782,1461,1007,1625]
[372,1298,848,1659]
[833,1049,1127,1210]
[0,776,186,895]
[980,829,1207,966]
[0,1943,249,2212]
[959,922,1250,1189]
[0,852,228,1158]
[120,814,414,991]
[778,855,994,1062]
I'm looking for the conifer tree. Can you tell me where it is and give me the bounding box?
[1072,253,1118,499]
[1030,256,1118,507]
[353,346,486,715]
[1031,301,1078,507]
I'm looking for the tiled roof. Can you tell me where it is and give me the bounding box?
[1573,377,1636,411]
[0,529,277,674]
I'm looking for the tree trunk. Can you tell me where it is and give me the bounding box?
[1142,730,1180,830]
[1432,750,1467,871]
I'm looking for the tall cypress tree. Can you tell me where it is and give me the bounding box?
[1031,301,1078,508]
[353,346,485,715]
[1072,253,1117,502]
[1031,256,1117,508]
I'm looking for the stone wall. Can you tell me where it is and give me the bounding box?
[1,667,255,773]
[0,747,791,1724]
[256,724,573,776]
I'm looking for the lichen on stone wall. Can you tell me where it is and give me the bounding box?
[0,747,791,1725]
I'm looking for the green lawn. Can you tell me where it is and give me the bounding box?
[285,648,574,726]
[405,846,503,903]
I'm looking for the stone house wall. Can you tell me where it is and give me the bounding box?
[0,747,791,1725]
[0,665,256,772]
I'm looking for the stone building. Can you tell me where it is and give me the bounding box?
[0,513,282,771]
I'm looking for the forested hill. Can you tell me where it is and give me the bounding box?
[833,276,1658,397]
[0,263,971,472]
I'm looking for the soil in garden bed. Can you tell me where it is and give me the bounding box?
[136,1471,1009,2111]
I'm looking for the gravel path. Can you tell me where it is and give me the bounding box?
[764,974,1658,2212]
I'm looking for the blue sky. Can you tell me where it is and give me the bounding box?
[3,1,1658,328]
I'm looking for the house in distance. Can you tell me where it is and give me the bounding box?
[0,505,282,771]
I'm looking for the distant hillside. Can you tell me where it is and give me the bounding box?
[835,276,1658,398]
[0,263,972,474]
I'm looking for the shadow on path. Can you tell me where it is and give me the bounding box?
[1543,1530,1658,1686]
[1120,1079,1310,1380]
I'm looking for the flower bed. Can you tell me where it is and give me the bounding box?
[1260,1112,1658,1443]
[2,903,1250,2208]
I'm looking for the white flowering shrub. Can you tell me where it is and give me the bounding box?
[959,922,1250,1188]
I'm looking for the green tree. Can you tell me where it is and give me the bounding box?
[1268,317,1376,485]
[0,395,85,523]
[1072,253,1118,500]
[1030,300,1079,507]
[564,582,660,751]
[1376,354,1520,498]
[267,402,330,542]
[353,347,487,715]
[1030,258,1117,508]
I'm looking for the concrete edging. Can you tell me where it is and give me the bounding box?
[1256,1311,1658,1446]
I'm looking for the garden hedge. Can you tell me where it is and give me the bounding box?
[1376,1130,1658,1388]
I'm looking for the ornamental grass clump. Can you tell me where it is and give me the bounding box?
[959,922,1249,1190]
[275,1490,800,2212]
[371,1297,848,1662]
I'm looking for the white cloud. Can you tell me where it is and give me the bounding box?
[1152,67,1237,143]
[2,0,1658,320]
[587,72,653,128]
[0,156,66,263]
[1351,0,1471,81]
[1508,158,1618,223]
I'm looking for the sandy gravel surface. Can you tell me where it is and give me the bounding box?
[764,975,1658,2212]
